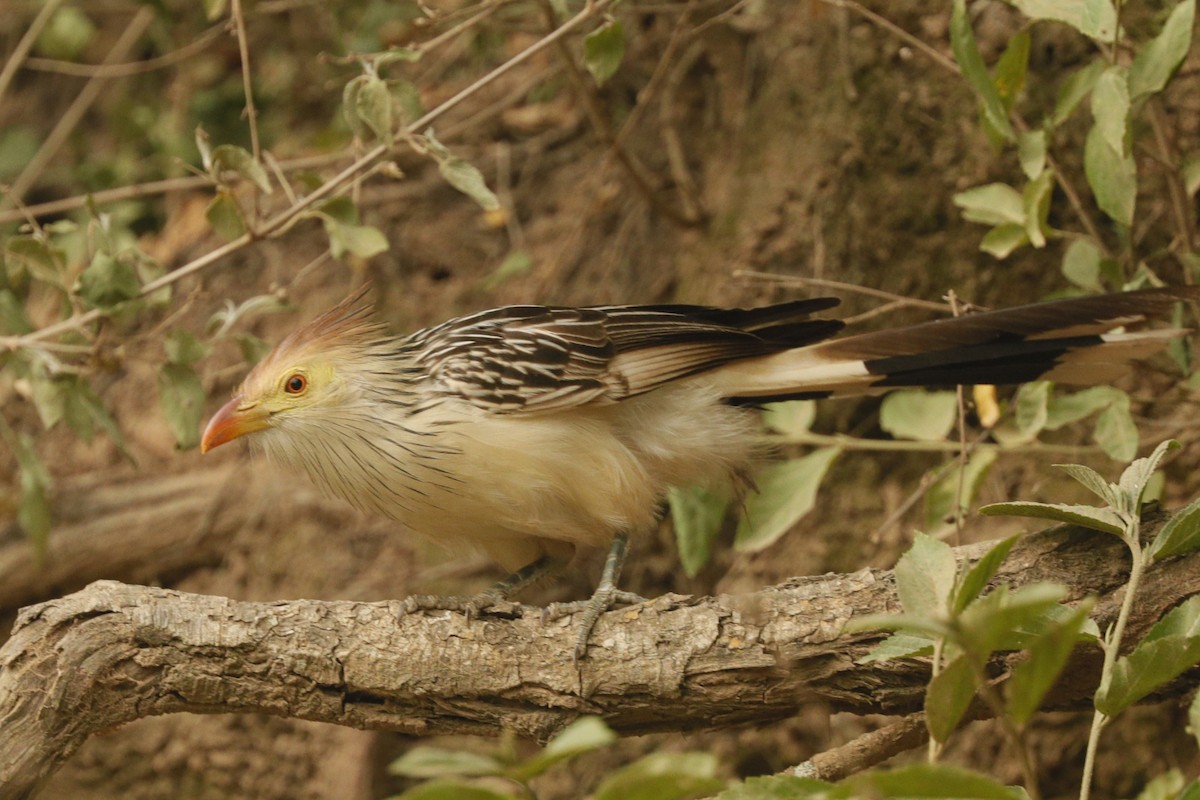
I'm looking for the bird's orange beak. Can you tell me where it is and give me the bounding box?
[200,395,270,453]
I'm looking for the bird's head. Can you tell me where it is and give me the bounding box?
[200,288,388,453]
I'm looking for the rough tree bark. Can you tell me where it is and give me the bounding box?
[3,519,1199,800]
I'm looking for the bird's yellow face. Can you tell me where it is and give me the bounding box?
[200,359,341,453]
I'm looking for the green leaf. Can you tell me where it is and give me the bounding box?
[29,371,67,430]
[1184,155,1200,199]
[979,501,1125,535]
[953,183,1026,226]
[981,224,1028,259]
[342,75,369,140]
[6,235,65,284]
[236,333,272,364]
[1023,171,1053,248]
[1189,688,1200,751]
[925,655,977,742]
[583,19,625,87]
[76,252,141,309]
[510,716,617,779]
[1052,59,1106,127]
[993,30,1030,113]
[37,6,96,60]
[1179,778,1200,800]
[858,632,935,664]
[1096,596,1200,715]
[1015,381,1050,436]
[391,780,515,800]
[203,0,228,21]
[1061,239,1105,291]
[844,763,1026,799]
[211,144,272,194]
[846,612,954,641]
[954,535,1020,613]
[424,130,501,212]
[958,582,1070,655]
[1135,770,1186,800]
[165,330,211,367]
[1044,385,1122,430]
[321,217,390,259]
[714,775,835,800]
[1007,0,1117,39]
[669,485,728,577]
[925,449,998,535]
[1128,0,1195,100]
[356,75,394,146]
[1085,68,1136,227]
[735,448,839,552]
[592,752,723,800]
[950,0,1015,141]
[70,379,133,462]
[879,390,958,441]
[206,192,246,241]
[375,46,423,68]
[1018,129,1046,180]
[1093,395,1138,461]
[895,532,958,619]
[157,362,206,450]
[387,746,503,778]
[1148,495,1200,562]
[12,433,52,551]
[1006,599,1094,724]
[0,290,33,334]
[1117,439,1180,511]
[1055,463,1119,508]
[762,400,816,436]
[480,250,533,291]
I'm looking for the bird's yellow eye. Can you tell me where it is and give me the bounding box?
[284,374,307,394]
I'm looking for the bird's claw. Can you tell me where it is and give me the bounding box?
[398,591,521,620]
[544,588,650,662]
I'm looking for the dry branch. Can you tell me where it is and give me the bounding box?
[2,520,1200,799]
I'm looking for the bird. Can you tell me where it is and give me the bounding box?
[201,285,1198,659]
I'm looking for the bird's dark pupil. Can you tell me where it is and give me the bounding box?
[287,376,305,392]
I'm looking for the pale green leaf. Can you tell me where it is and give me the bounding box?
[925,449,998,535]
[1096,596,1200,715]
[356,75,394,145]
[979,501,1125,535]
[953,183,1025,226]
[1092,67,1131,153]
[211,144,272,194]
[1134,770,1186,800]
[993,30,1030,113]
[950,0,1015,140]
[1118,439,1181,511]
[735,448,839,551]
[157,362,206,450]
[322,218,390,259]
[1052,59,1105,126]
[592,752,723,800]
[762,400,816,436]
[714,775,834,800]
[375,47,423,68]
[392,781,514,800]
[76,252,140,309]
[1189,688,1200,751]
[858,632,934,664]
[1128,0,1195,100]
[926,655,977,742]
[880,389,957,441]
[13,433,52,551]
[1022,172,1053,248]
[342,75,369,140]
[1015,381,1049,436]
[669,485,729,577]
[954,535,1020,612]
[583,19,625,87]
[206,192,245,241]
[895,532,958,618]
[958,582,1069,655]
[1184,155,1200,198]
[1054,463,1119,507]
[1044,385,1122,430]
[1148,495,1200,562]
[37,6,95,60]
[845,763,1027,799]
[387,746,503,778]
[480,250,533,291]
[165,330,210,367]
[1093,393,1138,461]
[1018,129,1046,179]
[1061,238,1104,291]
[981,224,1028,259]
[1006,600,1094,724]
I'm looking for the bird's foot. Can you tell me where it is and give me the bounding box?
[399,589,522,620]
[543,588,650,662]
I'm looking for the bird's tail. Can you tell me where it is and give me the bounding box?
[712,288,1200,404]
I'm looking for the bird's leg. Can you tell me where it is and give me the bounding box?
[543,531,648,661]
[400,554,565,618]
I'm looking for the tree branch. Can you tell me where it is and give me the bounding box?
[3,520,1199,799]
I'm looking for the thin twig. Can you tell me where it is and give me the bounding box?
[22,24,225,78]
[5,8,155,207]
[0,0,65,105]
[230,0,262,165]
[733,270,953,313]
[9,0,614,349]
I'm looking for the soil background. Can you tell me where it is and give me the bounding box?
[2,1,1198,797]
